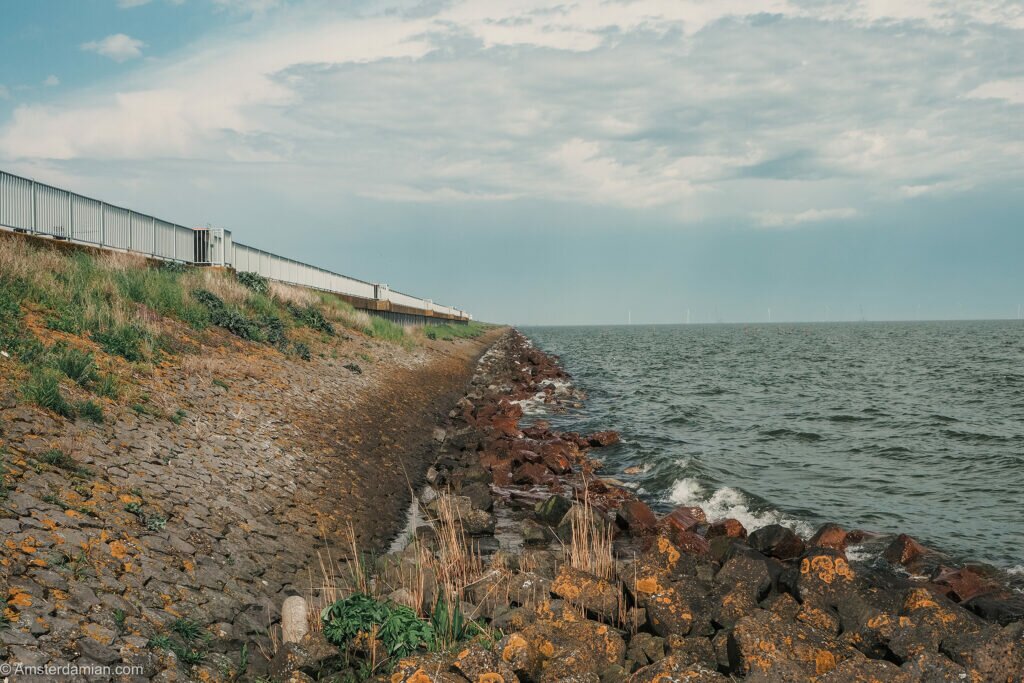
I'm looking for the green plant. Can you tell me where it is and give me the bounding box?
[92,324,147,362]
[291,341,311,361]
[212,378,229,390]
[171,618,205,642]
[288,303,334,336]
[170,409,188,425]
[236,271,269,295]
[148,618,210,665]
[22,369,76,418]
[95,373,120,399]
[193,289,263,341]
[145,514,168,531]
[1,598,9,628]
[322,594,434,659]
[367,316,404,343]
[113,608,127,634]
[76,400,104,424]
[52,347,97,386]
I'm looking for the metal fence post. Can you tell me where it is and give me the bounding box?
[30,180,37,234]
[128,210,133,251]
[100,202,106,246]
[151,216,157,256]
[67,190,74,241]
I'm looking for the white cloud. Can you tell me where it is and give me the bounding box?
[966,79,1024,104]
[118,0,152,7]
[82,34,146,62]
[42,75,60,87]
[754,208,859,228]
[1,0,1023,226]
[0,84,9,100]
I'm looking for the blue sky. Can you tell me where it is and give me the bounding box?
[1,1,1022,324]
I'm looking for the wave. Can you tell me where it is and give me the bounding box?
[668,477,814,537]
[761,428,823,442]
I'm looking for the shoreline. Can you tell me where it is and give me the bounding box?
[357,327,1023,681]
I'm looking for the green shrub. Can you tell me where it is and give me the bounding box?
[95,373,120,399]
[291,341,311,361]
[92,324,147,362]
[287,303,334,336]
[52,347,97,386]
[368,316,405,342]
[193,290,263,341]
[322,594,434,659]
[76,400,104,423]
[23,370,76,418]
[236,271,269,295]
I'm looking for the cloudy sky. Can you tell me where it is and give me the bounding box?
[1,0,1022,324]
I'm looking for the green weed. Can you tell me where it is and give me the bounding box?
[92,324,147,362]
[22,370,76,418]
[52,347,97,386]
[322,594,434,659]
[76,400,104,424]
[236,271,269,295]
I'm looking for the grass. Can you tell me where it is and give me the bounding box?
[22,369,76,418]
[52,346,97,386]
[40,449,92,477]
[424,321,487,342]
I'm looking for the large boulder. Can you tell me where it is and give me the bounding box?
[939,621,1024,681]
[706,519,747,540]
[747,524,805,561]
[794,547,856,607]
[615,500,658,535]
[887,588,984,661]
[808,523,848,552]
[727,609,862,678]
[452,642,520,683]
[882,533,929,567]
[497,617,626,680]
[535,495,574,525]
[550,565,621,622]
[628,656,726,682]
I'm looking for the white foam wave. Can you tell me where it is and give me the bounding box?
[1008,565,1024,576]
[668,478,814,537]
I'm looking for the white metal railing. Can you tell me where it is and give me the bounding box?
[0,169,467,319]
[0,170,195,263]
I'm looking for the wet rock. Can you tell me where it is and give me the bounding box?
[666,529,710,556]
[728,609,861,678]
[661,506,706,535]
[615,500,658,535]
[586,431,620,447]
[513,462,555,486]
[962,591,1024,625]
[808,523,848,551]
[882,533,928,566]
[747,524,805,561]
[535,494,574,525]
[928,565,995,603]
[706,518,747,540]
[888,587,983,661]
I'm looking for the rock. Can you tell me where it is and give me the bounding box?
[522,519,555,546]
[661,506,706,535]
[432,426,447,442]
[962,591,1024,625]
[728,609,861,678]
[888,587,983,661]
[899,652,969,680]
[666,529,710,556]
[714,551,771,603]
[535,494,574,525]
[281,595,308,644]
[882,533,928,566]
[462,509,497,536]
[664,635,716,670]
[586,431,620,447]
[452,642,520,683]
[929,566,995,603]
[626,632,666,667]
[615,500,658,535]
[747,524,805,561]
[628,656,726,682]
[498,617,625,680]
[795,548,856,607]
[267,632,337,681]
[939,621,1024,681]
[492,606,537,633]
[808,523,848,551]
[390,653,465,682]
[461,481,494,512]
[551,565,621,621]
[640,582,696,637]
[815,658,911,682]
[795,601,841,636]
[706,518,747,540]
[513,462,555,486]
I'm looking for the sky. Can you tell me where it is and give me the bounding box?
[1,1,1022,325]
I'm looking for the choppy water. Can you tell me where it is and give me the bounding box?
[521,322,1024,574]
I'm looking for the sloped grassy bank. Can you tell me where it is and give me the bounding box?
[277,329,1023,682]
[0,232,492,681]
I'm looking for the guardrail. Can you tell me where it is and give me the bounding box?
[0,169,469,322]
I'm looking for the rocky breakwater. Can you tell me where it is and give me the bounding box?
[342,329,1023,683]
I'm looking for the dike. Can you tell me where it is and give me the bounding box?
[0,231,500,681]
[292,328,1023,683]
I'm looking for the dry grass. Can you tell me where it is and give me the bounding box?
[181,268,250,306]
[563,486,615,581]
[270,281,317,308]
[0,236,67,289]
